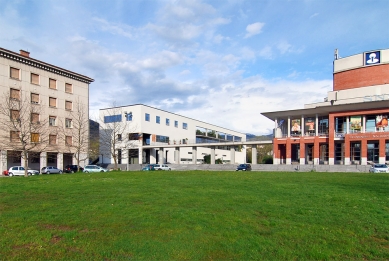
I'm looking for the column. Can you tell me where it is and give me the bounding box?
[252,145,257,164]
[287,117,291,137]
[346,117,350,134]
[328,115,335,165]
[286,139,292,164]
[159,148,164,164]
[301,115,305,137]
[57,153,63,169]
[314,139,320,165]
[362,115,366,133]
[192,146,197,164]
[40,152,47,169]
[138,148,143,164]
[379,139,386,164]
[210,147,215,164]
[344,137,350,165]
[1,150,7,173]
[361,139,368,165]
[230,147,235,164]
[175,147,180,164]
[300,141,306,165]
[315,114,319,136]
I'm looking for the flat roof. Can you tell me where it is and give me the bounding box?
[261,100,389,121]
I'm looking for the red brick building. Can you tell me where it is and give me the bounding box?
[262,49,389,165]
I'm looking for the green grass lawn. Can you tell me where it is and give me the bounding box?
[0,171,388,260]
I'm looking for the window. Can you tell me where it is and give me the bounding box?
[65,101,72,111]
[31,93,39,104]
[156,135,169,143]
[49,134,57,145]
[183,123,188,129]
[10,131,20,142]
[65,136,72,145]
[49,97,57,107]
[174,120,178,128]
[31,73,39,85]
[128,133,139,140]
[31,113,39,123]
[10,110,20,121]
[166,118,170,126]
[31,133,40,143]
[118,134,122,141]
[10,67,20,80]
[104,115,122,123]
[65,118,72,128]
[156,116,160,124]
[10,88,20,100]
[65,83,72,93]
[145,113,150,121]
[49,78,57,89]
[49,116,56,126]
[125,112,132,121]
[118,149,122,164]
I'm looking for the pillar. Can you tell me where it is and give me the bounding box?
[210,147,215,164]
[328,115,335,165]
[314,139,320,165]
[40,152,47,169]
[287,116,291,137]
[192,146,197,164]
[159,148,164,164]
[344,137,350,165]
[1,150,7,172]
[57,153,63,169]
[175,147,180,164]
[299,141,305,165]
[252,145,257,164]
[361,139,367,165]
[230,147,235,164]
[379,139,386,164]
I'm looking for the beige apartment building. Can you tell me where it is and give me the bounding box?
[0,47,94,173]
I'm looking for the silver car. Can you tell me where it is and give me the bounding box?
[8,166,40,176]
[41,166,63,174]
[83,165,108,173]
[369,164,389,173]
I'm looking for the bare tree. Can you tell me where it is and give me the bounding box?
[0,89,51,177]
[60,98,89,172]
[99,106,137,170]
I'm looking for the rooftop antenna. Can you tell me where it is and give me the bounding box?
[334,49,339,60]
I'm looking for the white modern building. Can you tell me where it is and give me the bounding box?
[99,104,247,166]
[0,47,94,172]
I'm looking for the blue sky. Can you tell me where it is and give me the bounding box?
[1,0,388,135]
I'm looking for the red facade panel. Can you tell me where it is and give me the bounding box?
[333,63,389,91]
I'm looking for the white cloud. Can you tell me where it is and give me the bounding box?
[244,22,265,38]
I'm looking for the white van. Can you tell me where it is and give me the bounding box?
[154,164,171,171]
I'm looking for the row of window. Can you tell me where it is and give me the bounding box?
[10,88,73,110]
[145,113,188,130]
[10,110,73,128]
[10,131,73,145]
[10,67,73,93]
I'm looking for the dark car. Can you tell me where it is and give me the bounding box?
[64,165,84,173]
[236,164,252,171]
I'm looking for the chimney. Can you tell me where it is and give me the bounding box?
[20,49,30,57]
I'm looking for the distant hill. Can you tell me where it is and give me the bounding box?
[246,133,273,141]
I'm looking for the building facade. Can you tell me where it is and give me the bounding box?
[262,48,389,165]
[99,104,247,166]
[0,48,94,172]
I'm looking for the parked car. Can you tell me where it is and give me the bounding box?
[41,166,63,174]
[369,164,389,173]
[64,165,84,173]
[154,164,171,171]
[236,164,252,171]
[142,164,156,171]
[8,166,40,176]
[83,165,108,173]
